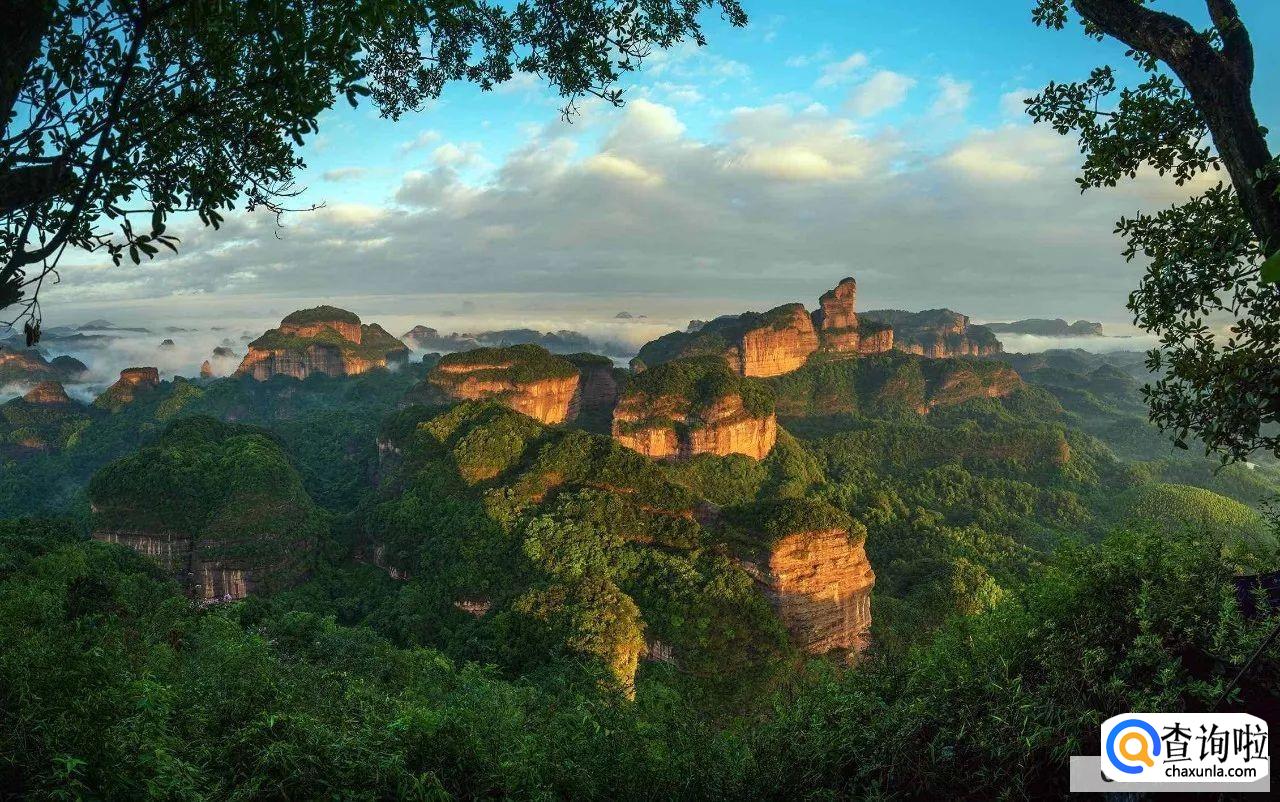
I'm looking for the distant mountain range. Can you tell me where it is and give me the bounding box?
[984,318,1103,337]
[401,325,631,359]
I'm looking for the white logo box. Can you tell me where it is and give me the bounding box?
[1102,713,1270,783]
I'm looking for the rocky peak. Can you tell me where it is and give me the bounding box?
[200,360,213,378]
[120,367,161,387]
[94,367,161,410]
[23,380,72,405]
[815,277,858,330]
[420,344,582,424]
[812,277,867,354]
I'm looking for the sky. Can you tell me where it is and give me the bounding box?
[41,0,1280,347]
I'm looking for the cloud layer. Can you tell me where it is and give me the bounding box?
[52,92,1208,329]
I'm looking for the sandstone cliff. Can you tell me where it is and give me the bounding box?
[420,344,581,424]
[236,306,410,380]
[729,500,874,657]
[748,528,875,654]
[633,303,818,377]
[857,320,894,354]
[612,357,777,460]
[93,529,305,603]
[812,277,861,354]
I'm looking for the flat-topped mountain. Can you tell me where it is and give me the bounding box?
[985,318,1104,337]
[417,344,583,424]
[612,356,778,460]
[237,306,410,380]
[633,302,821,377]
[23,380,72,406]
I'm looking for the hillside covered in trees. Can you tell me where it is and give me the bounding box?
[1,296,1277,797]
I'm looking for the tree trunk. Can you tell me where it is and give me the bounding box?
[1177,56,1280,255]
[0,0,53,128]
[1072,0,1280,253]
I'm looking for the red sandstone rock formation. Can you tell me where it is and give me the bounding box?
[423,344,581,424]
[813,277,862,353]
[611,361,777,460]
[856,323,894,354]
[94,367,161,410]
[23,380,71,405]
[742,528,875,655]
[235,307,409,380]
[732,303,819,377]
[200,360,213,378]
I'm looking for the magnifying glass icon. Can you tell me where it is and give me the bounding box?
[1118,733,1155,767]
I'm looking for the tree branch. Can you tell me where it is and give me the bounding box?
[2,17,145,280]
[1205,0,1253,85]
[1071,0,1210,70]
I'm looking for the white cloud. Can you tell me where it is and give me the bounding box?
[786,45,834,69]
[846,71,916,117]
[815,52,869,88]
[931,75,972,116]
[583,154,664,185]
[942,125,1071,183]
[431,142,484,169]
[321,167,367,182]
[1001,88,1034,119]
[651,82,705,105]
[398,129,442,154]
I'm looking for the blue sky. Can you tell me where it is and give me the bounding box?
[51,0,1280,347]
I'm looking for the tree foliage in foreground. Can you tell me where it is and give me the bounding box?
[1,517,1274,799]
[1029,0,1280,462]
[0,0,746,331]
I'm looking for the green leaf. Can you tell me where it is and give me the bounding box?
[1261,250,1280,284]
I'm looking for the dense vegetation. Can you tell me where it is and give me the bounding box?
[1,344,1277,798]
[617,355,776,428]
